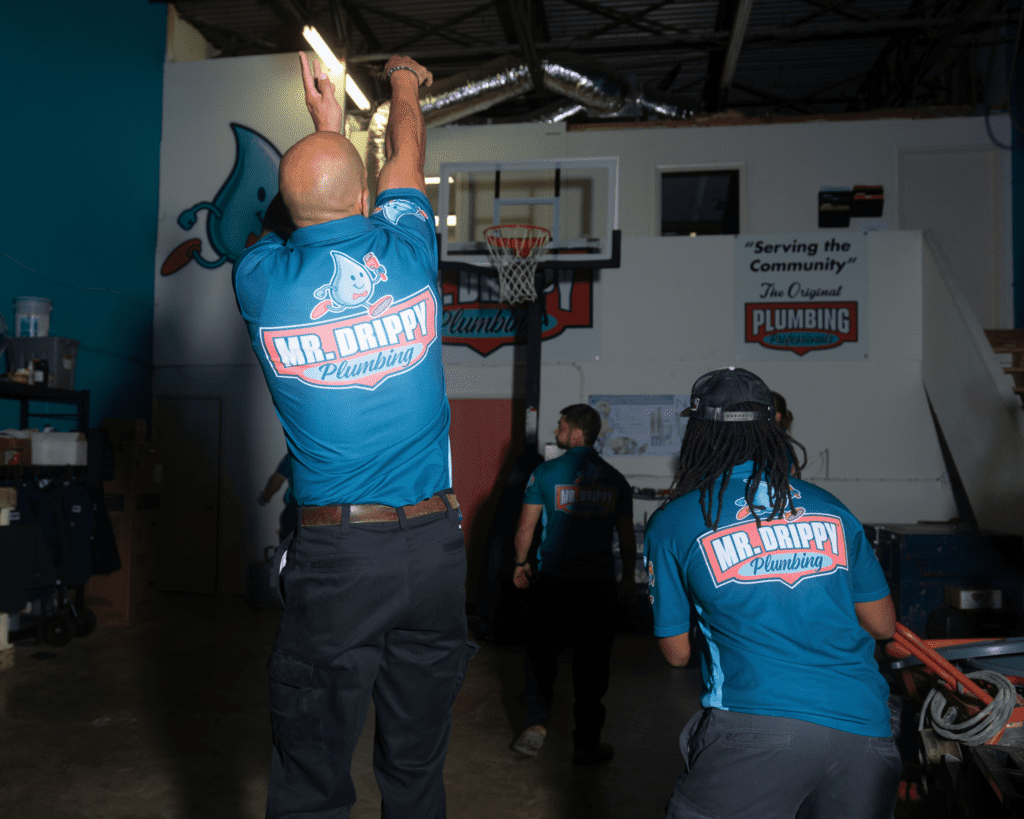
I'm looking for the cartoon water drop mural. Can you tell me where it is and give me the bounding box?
[161,124,282,275]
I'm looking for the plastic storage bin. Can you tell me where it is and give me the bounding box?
[7,337,79,389]
[13,297,52,337]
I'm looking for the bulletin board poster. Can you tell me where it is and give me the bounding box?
[589,394,690,456]
[736,233,868,360]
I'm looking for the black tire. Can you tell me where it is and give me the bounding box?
[43,614,74,647]
[73,607,97,637]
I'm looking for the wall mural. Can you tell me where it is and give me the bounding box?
[161,124,282,276]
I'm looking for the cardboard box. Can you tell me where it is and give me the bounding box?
[105,442,162,495]
[86,444,165,627]
[85,510,162,627]
[0,436,31,466]
[101,418,148,443]
[944,586,1003,610]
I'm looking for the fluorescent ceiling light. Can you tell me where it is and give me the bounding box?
[302,26,371,111]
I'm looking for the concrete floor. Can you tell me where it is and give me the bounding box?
[0,593,700,819]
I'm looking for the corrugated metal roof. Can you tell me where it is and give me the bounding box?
[168,0,1021,119]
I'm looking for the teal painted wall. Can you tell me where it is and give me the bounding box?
[0,1,166,429]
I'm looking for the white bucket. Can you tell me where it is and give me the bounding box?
[13,297,52,337]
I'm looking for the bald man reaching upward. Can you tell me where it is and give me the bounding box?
[234,54,471,819]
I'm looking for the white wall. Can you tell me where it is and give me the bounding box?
[157,54,1013,586]
[449,232,955,526]
[922,234,1024,535]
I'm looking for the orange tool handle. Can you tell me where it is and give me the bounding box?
[892,623,993,705]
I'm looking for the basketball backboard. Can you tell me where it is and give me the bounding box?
[436,157,619,270]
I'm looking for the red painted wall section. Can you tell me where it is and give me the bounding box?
[449,398,515,604]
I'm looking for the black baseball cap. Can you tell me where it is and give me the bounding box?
[684,367,775,422]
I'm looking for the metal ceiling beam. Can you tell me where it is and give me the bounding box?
[793,0,872,25]
[171,13,281,56]
[557,0,687,38]
[266,0,312,26]
[703,0,737,112]
[800,69,876,102]
[741,10,1012,46]
[580,0,678,41]
[348,1,482,49]
[332,0,382,52]
[729,80,818,113]
[333,10,1013,69]
[497,0,551,44]
[496,0,525,43]
[171,1,1016,62]
[505,0,545,87]
[703,0,755,112]
[655,62,683,92]
[852,0,995,110]
[720,0,755,95]
[390,0,499,53]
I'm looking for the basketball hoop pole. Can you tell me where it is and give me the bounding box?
[522,268,543,455]
[481,224,551,455]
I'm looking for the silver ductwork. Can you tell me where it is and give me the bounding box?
[633,88,694,120]
[539,59,627,115]
[516,101,587,124]
[365,53,690,177]
[366,56,534,179]
[421,57,535,127]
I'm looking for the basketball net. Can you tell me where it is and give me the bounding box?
[484,224,551,305]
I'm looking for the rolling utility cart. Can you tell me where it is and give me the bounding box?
[888,625,1024,817]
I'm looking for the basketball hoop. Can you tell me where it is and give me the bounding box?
[484,224,551,305]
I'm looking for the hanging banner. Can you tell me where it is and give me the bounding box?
[441,268,595,359]
[736,233,868,360]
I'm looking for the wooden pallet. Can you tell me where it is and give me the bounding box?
[986,330,1024,400]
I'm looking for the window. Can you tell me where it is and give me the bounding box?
[661,169,740,236]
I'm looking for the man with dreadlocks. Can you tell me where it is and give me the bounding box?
[644,367,900,819]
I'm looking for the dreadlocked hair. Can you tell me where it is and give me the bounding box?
[668,406,808,530]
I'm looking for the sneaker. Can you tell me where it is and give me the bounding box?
[511,725,547,756]
[572,741,614,766]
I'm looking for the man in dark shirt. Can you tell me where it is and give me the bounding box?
[511,404,637,764]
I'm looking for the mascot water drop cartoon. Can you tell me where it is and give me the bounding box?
[310,251,390,319]
[162,124,281,275]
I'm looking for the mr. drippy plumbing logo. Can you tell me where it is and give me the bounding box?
[697,480,849,588]
[260,249,438,391]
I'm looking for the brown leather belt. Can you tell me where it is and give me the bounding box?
[301,492,459,527]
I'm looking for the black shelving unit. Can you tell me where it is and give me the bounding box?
[0,379,96,646]
[0,380,89,431]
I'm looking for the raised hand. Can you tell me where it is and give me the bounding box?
[382,55,433,88]
[299,52,343,133]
